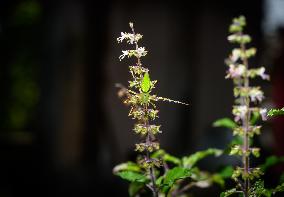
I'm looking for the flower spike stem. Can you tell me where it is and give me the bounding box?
[117,22,160,196]
[225,16,269,197]
[240,30,250,197]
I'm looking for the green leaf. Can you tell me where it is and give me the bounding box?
[231,136,243,145]
[220,188,238,197]
[155,175,164,187]
[273,183,284,193]
[113,162,141,173]
[141,72,151,93]
[128,182,144,197]
[151,149,181,165]
[116,171,148,183]
[218,166,234,178]
[213,118,237,129]
[268,108,284,117]
[161,185,170,194]
[182,148,223,168]
[260,156,284,172]
[151,149,166,158]
[163,167,191,187]
[164,154,181,165]
[212,174,225,188]
[250,111,260,125]
[157,167,191,195]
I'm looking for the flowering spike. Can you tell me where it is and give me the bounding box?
[224,16,269,197]
[115,22,189,196]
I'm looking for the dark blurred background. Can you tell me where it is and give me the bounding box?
[1,0,284,196]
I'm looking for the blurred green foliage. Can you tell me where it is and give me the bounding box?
[12,0,41,26]
[8,56,39,129]
[0,0,41,140]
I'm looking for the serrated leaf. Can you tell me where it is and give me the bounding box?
[213,118,237,129]
[128,182,144,197]
[163,167,191,187]
[141,72,151,93]
[182,149,223,168]
[113,161,141,174]
[268,108,284,117]
[157,167,191,195]
[116,171,148,183]
[220,188,237,197]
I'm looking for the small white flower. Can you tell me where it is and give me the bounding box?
[233,105,248,122]
[249,88,264,102]
[228,34,236,42]
[129,22,134,29]
[117,32,127,43]
[117,32,143,44]
[117,32,135,44]
[231,49,241,62]
[259,108,267,121]
[119,50,129,61]
[136,47,147,58]
[226,64,246,78]
[257,67,270,80]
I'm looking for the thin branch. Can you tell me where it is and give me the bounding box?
[240,31,250,197]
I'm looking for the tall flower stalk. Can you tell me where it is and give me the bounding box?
[223,16,269,197]
[116,22,188,197]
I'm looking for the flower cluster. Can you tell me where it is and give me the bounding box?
[224,16,269,196]
[117,30,143,44]
[119,47,148,61]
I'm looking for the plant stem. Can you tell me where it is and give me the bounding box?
[147,151,158,197]
[131,24,159,197]
[240,32,250,197]
[131,24,142,67]
[145,105,158,197]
